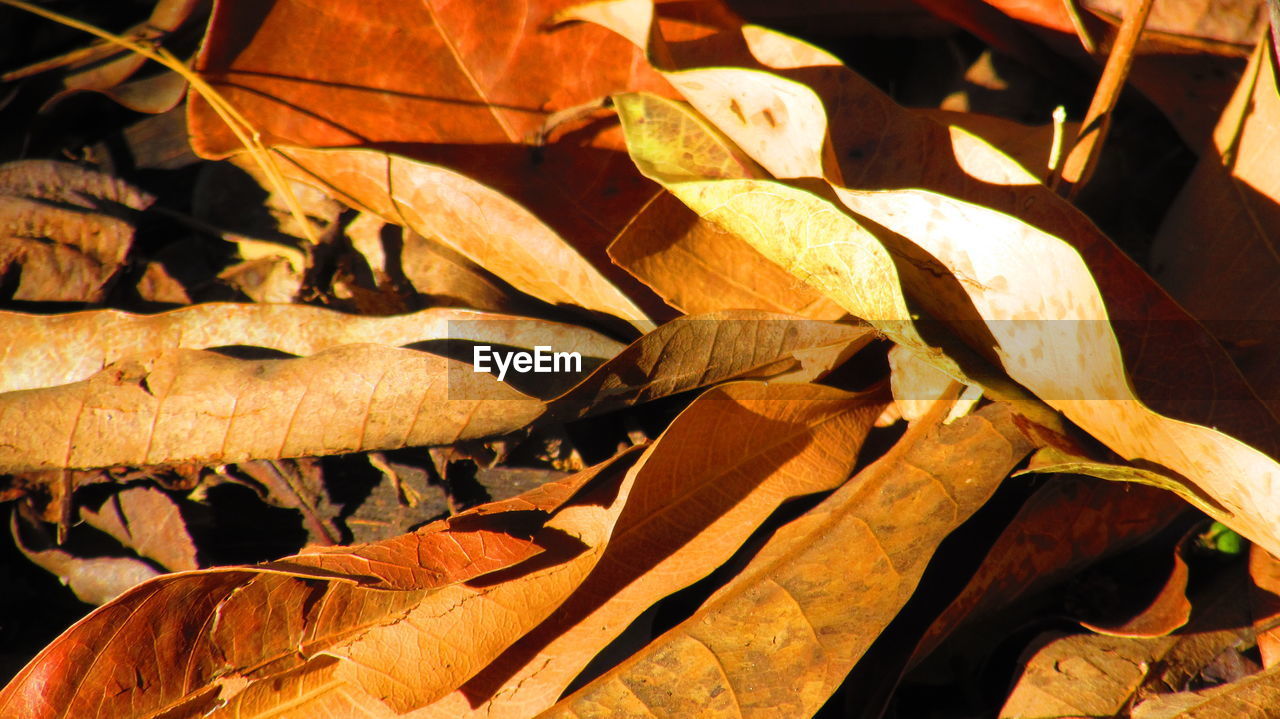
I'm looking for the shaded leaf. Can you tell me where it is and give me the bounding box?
[1001,569,1257,718]
[0,451,642,718]
[0,160,153,302]
[544,400,1038,717]
[912,476,1189,667]
[80,485,199,572]
[418,380,887,717]
[273,146,651,328]
[583,0,1280,461]
[1131,664,1280,719]
[611,44,1280,558]
[11,510,159,606]
[549,309,873,419]
[1249,545,1280,668]
[1151,34,1280,419]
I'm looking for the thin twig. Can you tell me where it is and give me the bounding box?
[1053,0,1154,199]
[1060,0,1098,54]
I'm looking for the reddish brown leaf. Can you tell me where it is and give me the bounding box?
[912,477,1189,666]
[0,451,642,718]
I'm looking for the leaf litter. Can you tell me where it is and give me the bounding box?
[1,0,1279,716]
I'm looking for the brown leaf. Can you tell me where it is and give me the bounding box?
[43,0,201,114]
[1001,568,1257,718]
[0,160,153,302]
[272,146,652,328]
[188,0,673,154]
[186,0,730,321]
[80,485,199,572]
[1131,665,1280,718]
[606,94,844,319]
[11,510,160,606]
[549,309,873,419]
[1079,537,1192,639]
[605,14,1280,557]
[912,476,1188,666]
[1249,545,1280,668]
[543,400,1038,717]
[0,345,542,472]
[1151,34,1280,420]
[417,380,888,717]
[0,304,622,394]
[586,0,1280,460]
[0,451,642,718]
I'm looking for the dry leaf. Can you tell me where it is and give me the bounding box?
[912,476,1188,667]
[79,485,199,572]
[550,309,873,419]
[0,160,153,302]
[1002,569,1257,718]
[0,450,642,718]
[606,94,844,319]
[1249,545,1280,668]
[0,345,542,472]
[544,400,1038,717]
[418,380,887,717]
[273,147,652,329]
[0,304,622,394]
[1151,34,1280,419]
[605,23,1280,557]
[11,510,160,606]
[582,0,1280,460]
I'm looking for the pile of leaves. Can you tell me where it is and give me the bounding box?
[2,0,1280,716]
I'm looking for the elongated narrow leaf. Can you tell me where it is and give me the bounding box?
[0,304,622,394]
[418,380,887,717]
[0,450,642,718]
[543,400,1038,717]
[0,345,541,472]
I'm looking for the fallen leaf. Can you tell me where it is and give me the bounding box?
[80,485,199,572]
[606,93,844,319]
[1150,34,1280,419]
[0,450,643,718]
[604,23,1280,556]
[543,399,1038,717]
[888,343,981,423]
[1001,568,1257,718]
[11,509,160,606]
[0,304,622,394]
[1000,632,1171,718]
[1249,545,1280,668]
[1078,534,1192,639]
[1131,665,1280,718]
[44,0,202,114]
[0,160,153,302]
[911,476,1189,667]
[274,146,652,329]
[186,0,730,321]
[419,380,887,717]
[582,0,1280,461]
[549,309,873,419]
[0,345,543,472]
